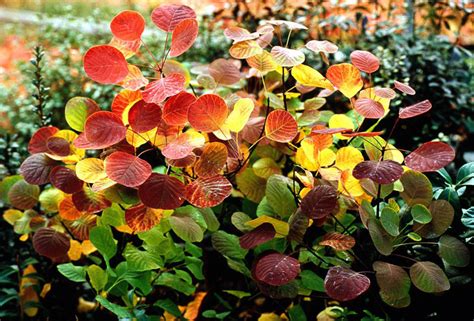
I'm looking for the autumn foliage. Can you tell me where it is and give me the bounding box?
[2,3,470,320]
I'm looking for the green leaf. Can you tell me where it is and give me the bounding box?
[231,212,253,232]
[411,204,432,224]
[439,187,460,211]
[154,299,182,317]
[409,261,450,293]
[380,207,400,236]
[265,175,297,218]
[65,97,99,132]
[226,258,251,277]
[400,170,432,207]
[199,208,220,232]
[256,197,279,217]
[99,204,125,227]
[87,265,108,292]
[95,295,131,318]
[414,200,454,239]
[438,235,470,267]
[373,261,411,308]
[407,232,422,241]
[288,304,307,321]
[300,270,324,292]
[461,207,474,229]
[168,216,203,243]
[89,226,117,260]
[211,231,247,259]
[57,263,86,282]
[155,272,195,295]
[0,175,22,205]
[123,244,163,271]
[222,290,251,299]
[359,199,376,228]
[456,162,474,186]
[368,218,394,256]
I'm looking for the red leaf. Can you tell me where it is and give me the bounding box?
[350,50,380,73]
[300,185,338,220]
[125,203,162,232]
[138,173,185,209]
[28,126,59,154]
[184,175,232,208]
[265,110,298,143]
[161,133,201,160]
[341,131,384,137]
[254,252,300,286]
[8,180,39,210]
[104,151,152,187]
[169,19,198,58]
[33,227,70,259]
[142,73,185,104]
[83,45,129,84]
[20,153,58,185]
[110,10,145,41]
[399,100,432,119]
[111,89,142,121]
[405,142,455,172]
[209,59,241,86]
[72,187,111,213]
[84,111,127,149]
[224,27,260,43]
[50,166,83,194]
[320,232,356,251]
[46,136,70,157]
[188,94,228,132]
[239,223,276,249]
[194,142,228,177]
[311,127,351,135]
[353,160,404,184]
[242,117,265,144]
[374,87,396,99]
[354,98,385,119]
[166,154,197,168]
[324,266,370,301]
[151,4,196,32]
[128,100,162,133]
[162,91,196,126]
[394,80,416,95]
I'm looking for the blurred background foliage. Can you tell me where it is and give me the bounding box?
[0,2,472,319]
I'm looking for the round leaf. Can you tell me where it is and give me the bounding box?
[353,160,404,184]
[110,10,145,41]
[326,63,363,98]
[151,4,196,32]
[270,46,305,67]
[300,185,337,220]
[239,223,276,250]
[319,232,356,251]
[350,50,380,73]
[405,142,455,172]
[265,110,298,143]
[184,175,232,208]
[20,153,57,185]
[125,203,162,232]
[138,173,185,210]
[414,200,454,239]
[209,59,241,86]
[84,111,127,149]
[50,166,83,194]
[162,91,196,126]
[188,94,228,132]
[128,100,162,133]
[324,266,370,301]
[65,97,100,132]
[104,151,152,187]
[409,261,450,293]
[169,19,198,57]
[8,180,40,210]
[411,204,432,224]
[400,170,432,206]
[373,261,411,308]
[33,227,70,259]
[354,98,384,119]
[438,235,470,267]
[142,73,185,104]
[195,142,228,178]
[254,253,300,286]
[83,45,128,84]
[399,100,432,119]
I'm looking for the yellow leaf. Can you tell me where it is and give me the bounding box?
[292,64,334,90]
[246,215,289,237]
[39,188,64,213]
[252,157,281,179]
[258,312,288,321]
[338,170,364,197]
[3,209,23,225]
[229,40,263,59]
[81,240,97,255]
[52,129,84,163]
[183,292,207,321]
[247,51,277,74]
[20,234,29,241]
[126,127,156,147]
[319,167,342,181]
[317,148,336,167]
[363,137,404,163]
[335,146,364,170]
[68,239,82,261]
[20,265,39,317]
[76,158,107,183]
[328,114,355,140]
[40,283,51,298]
[236,168,267,203]
[326,63,363,98]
